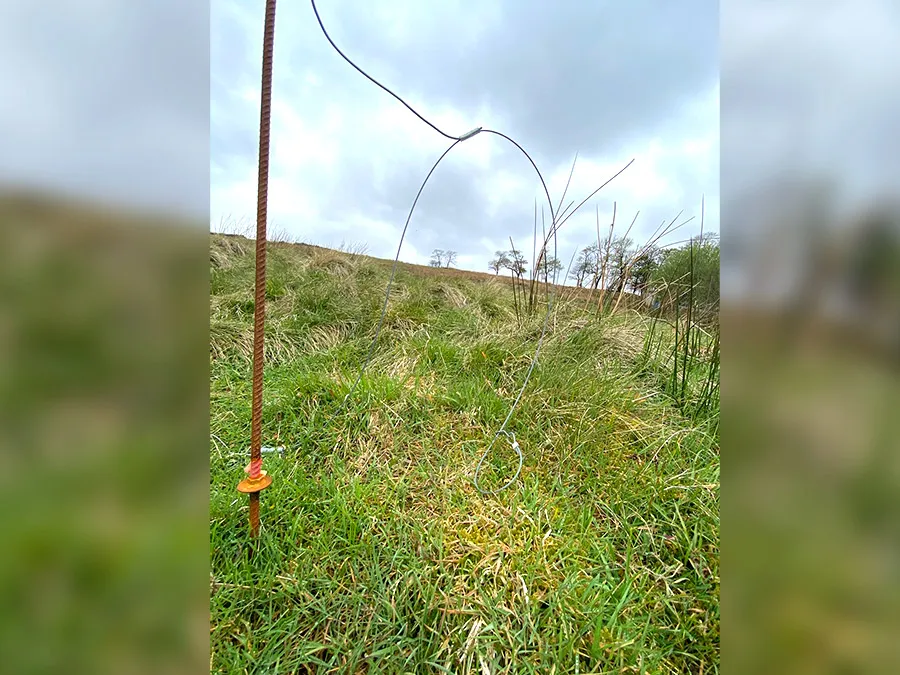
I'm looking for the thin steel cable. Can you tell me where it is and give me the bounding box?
[248,0,277,536]
[326,128,560,403]
[325,139,462,425]
[309,0,459,141]
[309,0,562,493]
[322,128,561,495]
[308,0,632,494]
[473,130,559,494]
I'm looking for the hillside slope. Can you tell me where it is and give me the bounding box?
[209,232,720,673]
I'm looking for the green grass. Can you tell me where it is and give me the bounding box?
[209,234,719,674]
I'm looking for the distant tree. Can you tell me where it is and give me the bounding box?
[443,250,458,268]
[651,238,720,317]
[570,244,601,287]
[503,249,528,278]
[607,236,634,293]
[629,245,661,296]
[568,258,589,287]
[538,255,564,283]
[429,248,458,268]
[489,250,510,275]
[590,243,611,291]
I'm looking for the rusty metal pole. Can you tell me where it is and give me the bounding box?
[236,0,277,537]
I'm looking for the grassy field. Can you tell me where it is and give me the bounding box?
[209,233,720,674]
[1,192,209,674]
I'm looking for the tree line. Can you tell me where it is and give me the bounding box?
[429,233,720,320]
[490,233,720,316]
[488,249,563,282]
[429,249,458,268]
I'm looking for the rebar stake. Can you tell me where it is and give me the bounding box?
[237,0,277,538]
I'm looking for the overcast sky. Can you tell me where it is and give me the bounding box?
[211,0,720,275]
[722,0,900,214]
[720,0,900,300]
[1,1,896,281]
[0,1,209,219]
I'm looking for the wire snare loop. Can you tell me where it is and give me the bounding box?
[474,430,524,495]
[310,0,559,495]
[309,0,635,495]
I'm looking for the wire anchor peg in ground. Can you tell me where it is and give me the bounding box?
[237,459,273,494]
[236,445,282,493]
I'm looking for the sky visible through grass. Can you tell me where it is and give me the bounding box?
[209,234,720,673]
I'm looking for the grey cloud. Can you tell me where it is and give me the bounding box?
[0,0,209,218]
[324,143,712,268]
[331,0,718,166]
[722,0,900,209]
[720,0,900,305]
